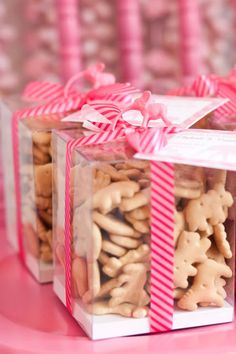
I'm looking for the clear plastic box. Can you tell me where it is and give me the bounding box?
[53,129,235,340]
[0,97,78,283]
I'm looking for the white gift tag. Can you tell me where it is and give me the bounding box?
[136,129,236,171]
[62,104,111,124]
[133,94,228,128]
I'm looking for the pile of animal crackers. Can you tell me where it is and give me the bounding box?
[21,131,53,264]
[71,161,234,317]
[174,166,233,310]
[72,159,151,318]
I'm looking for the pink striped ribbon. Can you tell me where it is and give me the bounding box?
[65,126,177,331]
[191,74,219,97]
[191,74,236,118]
[127,126,178,331]
[192,74,236,118]
[169,69,236,118]
[127,126,178,154]
[150,161,174,332]
[20,80,139,120]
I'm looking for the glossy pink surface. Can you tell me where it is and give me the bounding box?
[1,230,236,354]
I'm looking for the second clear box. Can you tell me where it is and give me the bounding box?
[53,129,235,340]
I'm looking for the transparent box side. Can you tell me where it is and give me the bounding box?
[174,165,235,315]
[71,139,151,338]
[53,131,68,283]
[53,130,94,337]
[0,96,52,252]
[17,124,84,283]
[18,119,53,282]
[52,128,91,270]
[0,101,17,249]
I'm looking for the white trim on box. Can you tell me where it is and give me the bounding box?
[25,253,53,283]
[54,274,234,340]
[172,303,233,330]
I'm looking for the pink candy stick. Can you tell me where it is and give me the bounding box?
[57,0,81,83]
[116,0,143,88]
[233,0,236,55]
[179,0,202,85]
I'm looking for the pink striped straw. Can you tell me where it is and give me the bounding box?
[116,0,143,88]
[57,0,82,83]
[178,0,202,85]
[232,0,236,56]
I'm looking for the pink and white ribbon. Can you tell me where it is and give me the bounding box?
[128,126,181,331]
[150,160,174,331]
[19,63,139,120]
[63,91,171,132]
[191,72,236,118]
[169,68,236,118]
[127,126,178,154]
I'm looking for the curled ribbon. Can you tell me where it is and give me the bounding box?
[16,62,139,120]
[62,90,171,132]
[169,67,236,119]
[127,126,180,155]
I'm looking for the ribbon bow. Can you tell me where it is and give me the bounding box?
[191,74,219,97]
[63,91,171,132]
[169,67,236,119]
[170,66,236,98]
[16,63,139,120]
[127,126,180,155]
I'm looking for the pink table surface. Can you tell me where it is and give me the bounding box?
[1,230,236,354]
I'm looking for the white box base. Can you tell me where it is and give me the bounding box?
[54,275,234,340]
[25,253,53,283]
[172,302,233,330]
[6,227,18,252]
